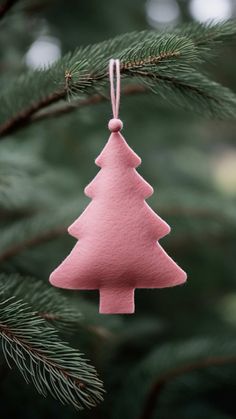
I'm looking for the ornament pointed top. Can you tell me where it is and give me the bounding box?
[95,133,141,168]
[96,59,141,168]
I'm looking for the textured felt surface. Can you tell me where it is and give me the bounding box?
[50,132,187,314]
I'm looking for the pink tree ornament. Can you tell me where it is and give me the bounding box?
[49,59,187,314]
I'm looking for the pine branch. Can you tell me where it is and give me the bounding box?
[136,70,236,118]
[0,0,18,20]
[139,354,236,419]
[0,204,234,262]
[0,274,121,342]
[0,22,236,137]
[1,185,235,263]
[0,274,82,332]
[0,293,104,409]
[113,338,236,419]
[0,33,195,136]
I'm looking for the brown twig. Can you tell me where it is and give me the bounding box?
[31,95,105,122]
[121,51,181,70]
[0,205,232,262]
[0,0,18,20]
[0,226,66,262]
[32,84,147,122]
[0,89,65,137]
[0,208,37,219]
[0,221,232,264]
[0,85,146,137]
[139,354,236,419]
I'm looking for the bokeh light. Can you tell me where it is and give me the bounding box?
[213,150,236,195]
[25,36,61,69]
[146,0,180,27]
[189,0,233,22]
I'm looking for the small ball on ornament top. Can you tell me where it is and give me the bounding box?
[108,118,123,132]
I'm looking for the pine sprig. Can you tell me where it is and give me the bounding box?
[176,20,236,57]
[139,69,236,117]
[0,293,104,409]
[0,274,81,332]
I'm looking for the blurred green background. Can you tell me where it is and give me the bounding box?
[0,0,236,418]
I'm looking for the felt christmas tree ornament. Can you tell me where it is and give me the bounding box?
[49,59,187,314]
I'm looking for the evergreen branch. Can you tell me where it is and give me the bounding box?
[136,70,236,117]
[0,209,234,262]
[140,354,236,419]
[1,189,235,263]
[176,20,236,57]
[0,275,121,341]
[68,21,236,72]
[113,339,236,419]
[0,274,82,332]
[98,21,236,60]
[0,34,195,137]
[1,23,235,137]
[0,0,18,20]
[0,294,104,409]
[117,35,197,74]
